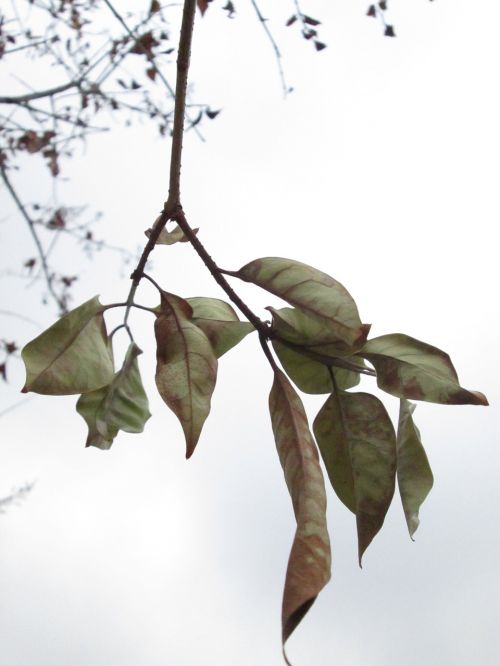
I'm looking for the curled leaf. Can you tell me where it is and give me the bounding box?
[313,391,397,565]
[155,291,218,458]
[269,370,331,658]
[187,297,254,358]
[232,257,369,346]
[21,296,114,395]
[397,400,433,539]
[145,224,199,245]
[76,342,151,450]
[361,334,488,405]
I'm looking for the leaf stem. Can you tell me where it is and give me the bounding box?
[173,210,269,334]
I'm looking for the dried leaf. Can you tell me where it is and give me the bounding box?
[21,296,114,395]
[187,297,254,357]
[313,391,397,564]
[233,257,369,346]
[384,25,395,37]
[76,342,151,450]
[145,224,199,245]
[197,0,210,16]
[303,15,321,27]
[397,400,433,538]
[286,15,297,27]
[155,292,218,457]
[360,334,488,405]
[269,370,331,658]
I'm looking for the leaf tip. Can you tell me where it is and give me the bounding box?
[473,391,489,406]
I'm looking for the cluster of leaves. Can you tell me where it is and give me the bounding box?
[285,10,326,52]
[21,247,487,662]
[367,1,396,38]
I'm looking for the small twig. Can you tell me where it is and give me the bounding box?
[140,272,164,294]
[0,79,82,104]
[250,0,290,97]
[0,164,66,313]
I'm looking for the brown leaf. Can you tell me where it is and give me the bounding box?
[269,370,331,659]
[197,0,211,16]
[155,291,218,458]
[129,31,159,56]
[146,67,157,81]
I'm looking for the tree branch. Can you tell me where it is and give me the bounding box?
[0,80,81,104]
[124,0,198,324]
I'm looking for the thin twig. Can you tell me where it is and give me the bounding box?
[0,165,66,313]
[250,0,290,97]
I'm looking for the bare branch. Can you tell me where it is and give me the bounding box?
[250,0,290,97]
[0,164,67,313]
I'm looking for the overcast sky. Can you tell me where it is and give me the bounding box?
[1,2,499,665]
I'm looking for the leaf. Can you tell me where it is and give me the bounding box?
[21,296,114,395]
[187,297,254,358]
[360,334,488,405]
[397,400,433,539]
[313,391,397,564]
[269,370,331,657]
[384,25,396,37]
[155,292,218,458]
[269,306,366,355]
[272,340,361,394]
[197,0,210,15]
[303,15,321,27]
[76,342,151,450]
[232,257,369,346]
[145,224,199,245]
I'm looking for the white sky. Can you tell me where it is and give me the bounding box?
[1,1,499,665]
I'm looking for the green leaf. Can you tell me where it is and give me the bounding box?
[269,369,331,657]
[272,340,360,394]
[269,306,363,355]
[187,297,254,357]
[21,296,114,395]
[146,224,199,245]
[313,391,397,565]
[360,334,488,405]
[397,399,433,539]
[155,291,218,458]
[232,257,370,346]
[76,342,151,450]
